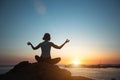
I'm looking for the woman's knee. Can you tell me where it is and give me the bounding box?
[57,57,61,61]
[35,55,38,57]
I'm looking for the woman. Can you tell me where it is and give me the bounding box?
[27,33,69,64]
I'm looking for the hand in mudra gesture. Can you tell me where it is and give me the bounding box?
[65,39,70,43]
[27,42,32,45]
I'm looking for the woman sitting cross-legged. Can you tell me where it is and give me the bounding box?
[27,33,69,64]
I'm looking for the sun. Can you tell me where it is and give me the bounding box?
[73,60,80,65]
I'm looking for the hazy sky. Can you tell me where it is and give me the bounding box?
[0,0,120,65]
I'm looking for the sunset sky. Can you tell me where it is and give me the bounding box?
[0,0,120,65]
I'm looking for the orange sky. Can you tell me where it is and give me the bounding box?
[0,41,120,65]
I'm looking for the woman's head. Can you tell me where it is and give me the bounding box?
[43,33,51,41]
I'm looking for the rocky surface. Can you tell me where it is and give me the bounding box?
[0,61,93,80]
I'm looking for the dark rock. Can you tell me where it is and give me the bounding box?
[0,61,71,80]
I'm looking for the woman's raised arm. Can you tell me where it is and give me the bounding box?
[50,39,70,49]
[27,42,41,50]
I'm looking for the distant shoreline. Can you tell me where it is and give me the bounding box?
[64,64,120,68]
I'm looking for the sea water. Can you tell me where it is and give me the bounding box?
[0,66,120,80]
[0,65,14,74]
[65,68,120,80]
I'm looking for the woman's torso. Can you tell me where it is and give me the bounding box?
[40,41,51,58]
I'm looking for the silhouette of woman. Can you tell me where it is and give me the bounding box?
[27,33,69,64]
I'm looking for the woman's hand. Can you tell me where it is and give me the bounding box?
[65,39,70,43]
[27,42,32,45]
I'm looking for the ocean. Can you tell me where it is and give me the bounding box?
[0,65,120,80]
[65,68,120,80]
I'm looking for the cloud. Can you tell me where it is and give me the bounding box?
[33,0,46,15]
